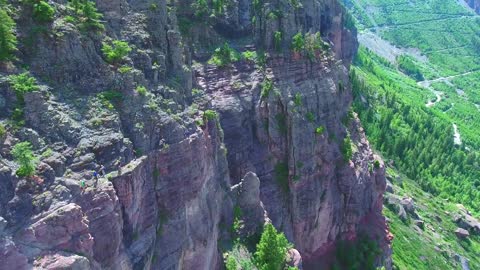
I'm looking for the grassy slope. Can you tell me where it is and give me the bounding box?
[385,167,480,270]
[341,0,480,269]
[344,0,480,147]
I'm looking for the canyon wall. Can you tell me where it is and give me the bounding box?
[0,0,391,269]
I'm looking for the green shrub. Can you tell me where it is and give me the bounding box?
[341,135,353,162]
[8,73,39,97]
[291,32,305,53]
[0,7,17,61]
[118,65,132,74]
[208,43,240,67]
[225,255,238,270]
[254,223,291,270]
[332,235,381,270]
[41,148,53,158]
[0,124,6,138]
[242,50,257,62]
[78,0,104,31]
[274,31,282,52]
[102,40,132,64]
[149,3,157,11]
[67,0,104,31]
[98,90,122,110]
[374,160,380,169]
[12,142,38,177]
[204,110,217,121]
[212,0,224,15]
[33,1,55,22]
[192,0,209,18]
[135,85,147,96]
[315,126,325,135]
[305,112,315,122]
[261,78,273,99]
[293,93,302,106]
[305,32,324,59]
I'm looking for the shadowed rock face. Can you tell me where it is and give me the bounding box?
[0,0,391,269]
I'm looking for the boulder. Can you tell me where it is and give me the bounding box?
[414,220,425,230]
[33,252,91,270]
[455,228,470,238]
[400,197,415,213]
[286,248,303,269]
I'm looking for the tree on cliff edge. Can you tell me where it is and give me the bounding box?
[254,223,291,270]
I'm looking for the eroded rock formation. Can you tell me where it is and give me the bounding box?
[0,0,391,269]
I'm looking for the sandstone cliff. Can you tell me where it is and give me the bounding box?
[0,0,391,269]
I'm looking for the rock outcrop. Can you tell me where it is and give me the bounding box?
[0,0,391,269]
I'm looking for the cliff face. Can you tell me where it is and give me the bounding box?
[0,0,390,269]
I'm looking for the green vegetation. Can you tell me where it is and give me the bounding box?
[97,90,122,110]
[305,112,314,122]
[41,148,53,158]
[332,235,381,270]
[12,142,38,177]
[67,0,105,31]
[102,40,132,64]
[204,110,217,121]
[0,123,6,138]
[397,55,424,81]
[293,93,302,106]
[260,78,273,99]
[343,1,480,266]
[208,43,240,67]
[8,72,40,96]
[225,255,238,270]
[254,223,291,270]
[341,135,352,162]
[242,50,257,62]
[315,126,325,135]
[291,32,304,53]
[352,47,480,213]
[32,1,55,22]
[192,0,209,19]
[135,85,147,96]
[380,167,480,270]
[291,31,327,59]
[274,31,282,52]
[0,3,17,61]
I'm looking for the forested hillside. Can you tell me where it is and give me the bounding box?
[342,0,480,269]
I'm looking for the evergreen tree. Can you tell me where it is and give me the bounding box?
[79,0,104,31]
[12,142,38,177]
[0,4,17,61]
[254,223,290,270]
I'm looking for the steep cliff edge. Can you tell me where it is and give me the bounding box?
[0,0,391,269]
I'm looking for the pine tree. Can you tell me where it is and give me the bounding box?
[0,5,17,61]
[254,223,290,270]
[12,142,38,177]
[79,0,104,31]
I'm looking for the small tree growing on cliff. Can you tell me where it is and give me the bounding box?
[0,3,17,62]
[12,142,38,177]
[254,223,291,270]
[102,40,132,64]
